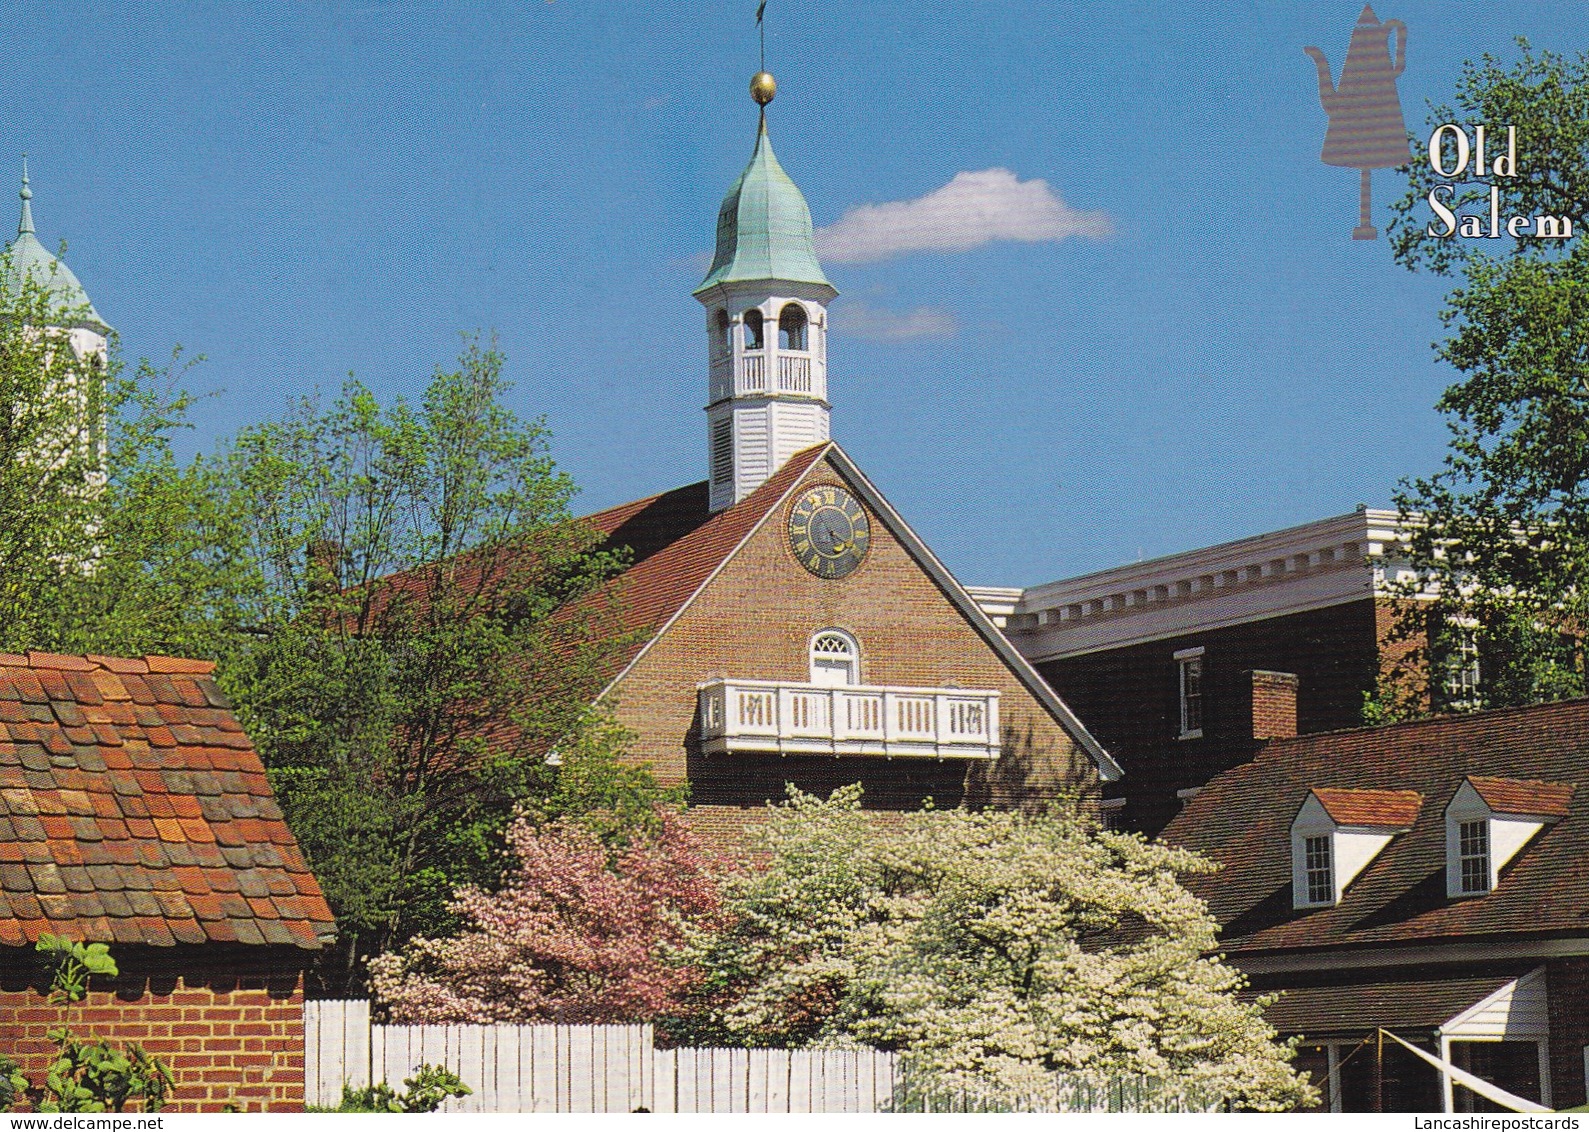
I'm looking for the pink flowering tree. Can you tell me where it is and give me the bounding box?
[369,809,726,1024]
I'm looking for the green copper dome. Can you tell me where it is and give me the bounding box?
[695,117,833,295]
[4,165,109,332]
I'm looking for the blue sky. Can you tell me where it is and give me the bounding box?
[5,2,1581,586]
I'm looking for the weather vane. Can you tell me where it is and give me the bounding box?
[757,0,767,72]
[751,2,776,110]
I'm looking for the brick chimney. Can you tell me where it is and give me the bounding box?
[1245,670,1299,741]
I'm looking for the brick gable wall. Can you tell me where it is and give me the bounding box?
[0,947,307,1112]
[607,457,1098,853]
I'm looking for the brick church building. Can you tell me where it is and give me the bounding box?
[562,74,1120,848]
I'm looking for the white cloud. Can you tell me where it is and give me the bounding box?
[833,300,959,342]
[815,169,1113,264]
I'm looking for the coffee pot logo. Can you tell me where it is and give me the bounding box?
[1305,5,1412,240]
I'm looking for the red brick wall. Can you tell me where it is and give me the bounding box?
[1248,670,1299,740]
[0,948,307,1112]
[607,457,1099,851]
[1547,957,1589,1111]
[1374,598,1434,713]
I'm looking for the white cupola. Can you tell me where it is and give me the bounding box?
[693,72,837,513]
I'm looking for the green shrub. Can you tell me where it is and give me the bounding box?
[309,1065,471,1113]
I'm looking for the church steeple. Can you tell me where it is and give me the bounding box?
[695,72,837,513]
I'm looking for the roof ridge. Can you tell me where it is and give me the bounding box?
[0,651,215,676]
[1256,694,1589,753]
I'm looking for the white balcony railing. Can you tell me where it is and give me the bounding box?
[778,354,812,393]
[697,678,1000,760]
[739,353,766,393]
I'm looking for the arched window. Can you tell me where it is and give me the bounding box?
[779,303,808,351]
[743,308,765,350]
[714,309,730,354]
[810,629,859,686]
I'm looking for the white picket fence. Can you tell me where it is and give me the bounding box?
[304,1000,896,1113]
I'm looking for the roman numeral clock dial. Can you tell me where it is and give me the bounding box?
[788,485,871,579]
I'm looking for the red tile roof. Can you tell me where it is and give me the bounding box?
[0,652,336,950]
[581,444,831,692]
[1312,787,1423,828]
[1161,698,1589,957]
[1467,775,1573,818]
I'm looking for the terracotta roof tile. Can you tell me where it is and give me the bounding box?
[1164,698,1589,956]
[145,656,216,675]
[0,652,334,950]
[1467,775,1573,818]
[27,652,94,672]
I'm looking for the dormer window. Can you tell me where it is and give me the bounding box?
[1303,835,1333,904]
[1291,788,1422,909]
[1444,776,1572,899]
[1457,819,1489,895]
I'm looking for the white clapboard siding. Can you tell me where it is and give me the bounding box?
[1441,967,1549,1039]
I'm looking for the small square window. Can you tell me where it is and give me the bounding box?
[1304,835,1334,904]
[1459,819,1490,894]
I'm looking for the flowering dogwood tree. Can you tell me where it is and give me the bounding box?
[370,809,725,1024]
[684,788,1314,1111]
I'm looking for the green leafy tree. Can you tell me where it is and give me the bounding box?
[213,337,653,993]
[681,788,1313,1112]
[1383,41,1589,712]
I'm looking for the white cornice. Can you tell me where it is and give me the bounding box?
[982,509,1431,662]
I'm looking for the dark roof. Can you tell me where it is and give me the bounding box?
[1161,698,1589,957]
[1252,968,1531,1036]
[1313,787,1423,828]
[0,652,336,950]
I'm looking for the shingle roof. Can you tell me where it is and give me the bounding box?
[0,652,336,950]
[1312,787,1423,829]
[1466,775,1573,818]
[581,444,830,693]
[1251,969,1529,1036]
[1161,698,1589,956]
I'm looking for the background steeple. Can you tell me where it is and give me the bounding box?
[5,160,110,336]
[695,72,837,513]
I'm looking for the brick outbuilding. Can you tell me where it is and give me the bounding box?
[0,651,336,1111]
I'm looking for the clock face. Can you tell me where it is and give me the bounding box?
[788,485,871,579]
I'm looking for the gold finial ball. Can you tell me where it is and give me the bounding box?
[750,71,777,105]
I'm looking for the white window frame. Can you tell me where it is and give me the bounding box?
[1458,818,1490,895]
[1304,834,1334,905]
[1174,646,1204,739]
[1441,619,1482,709]
[809,628,860,687]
